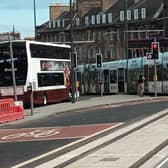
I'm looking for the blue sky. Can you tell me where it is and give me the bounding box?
[0,0,69,38]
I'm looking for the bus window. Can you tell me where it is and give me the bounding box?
[37,73,64,87]
[30,44,70,59]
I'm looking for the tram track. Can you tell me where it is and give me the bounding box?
[54,108,168,168]
[12,107,168,168]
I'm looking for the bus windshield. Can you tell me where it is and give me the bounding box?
[0,42,28,87]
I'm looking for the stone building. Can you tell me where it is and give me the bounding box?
[36,0,168,64]
[0,32,20,41]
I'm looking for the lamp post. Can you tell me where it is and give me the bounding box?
[8,35,17,101]
[124,0,129,93]
[70,0,76,103]
[33,0,37,39]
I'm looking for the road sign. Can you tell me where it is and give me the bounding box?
[147,53,153,59]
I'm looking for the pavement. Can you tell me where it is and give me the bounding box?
[1,94,168,168]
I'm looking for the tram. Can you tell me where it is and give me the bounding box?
[78,52,168,95]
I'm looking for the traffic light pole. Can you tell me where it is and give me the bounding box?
[100,69,103,97]
[70,0,76,103]
[9,37,17,101]
[154,38,157,97]
[96,53,103,96]
[154,59,157,97]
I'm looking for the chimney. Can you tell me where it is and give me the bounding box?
[76,0,101,17]
[134,0,141,4]
[102,0,118,11]
[49,3,69,21]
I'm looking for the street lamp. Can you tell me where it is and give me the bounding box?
[70,0,76,103]
[33,0,37,39]
[124,0,129,93]
[8,35,17,101]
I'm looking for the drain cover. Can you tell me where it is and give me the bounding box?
[101,157,120,162]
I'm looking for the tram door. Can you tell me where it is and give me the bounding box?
[109,69,118,93]
[103,69,118,93]
[103,70,110,93]
[118,68,125,92]
[118,68,125,93]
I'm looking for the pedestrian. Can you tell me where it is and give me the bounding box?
[137,72,145,96]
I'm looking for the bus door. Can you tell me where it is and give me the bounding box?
[109,69,118,93]
[103,69,110,93]
[118,68,125,93]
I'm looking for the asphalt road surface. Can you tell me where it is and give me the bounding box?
[0,100,167,168]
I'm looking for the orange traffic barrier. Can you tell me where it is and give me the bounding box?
[0,98,24,124]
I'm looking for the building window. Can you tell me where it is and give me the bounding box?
[48,21,52,28]
[141,8,146,19]
[127,10,131,20]
[120,11,124,21]
[106,48,112,59]
[96,15,101,24]
[53,21,56,28]
[134,9,139,20]
[110,32,114,41]
[85,16,89,25]
[62,19,65,27]
[82,32,85,41]
[54,33,57,42]
[93,31,96,41]
[76,17,80,25]
[93,48,96,58]
[87,30,91,41]
[108,13,112,23]
[57,19,61,27]
[98,31,101,41]
[102,14,106,24]
[91,15,95,24]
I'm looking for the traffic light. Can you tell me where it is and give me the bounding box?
[96,53,102,68]
[151,42,159,59]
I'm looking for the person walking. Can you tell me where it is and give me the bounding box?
[137,72,145,96]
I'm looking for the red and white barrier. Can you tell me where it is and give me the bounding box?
[0,98,24,124]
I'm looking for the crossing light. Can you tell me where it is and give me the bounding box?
[151,42,159,59]
[96,53,102,68]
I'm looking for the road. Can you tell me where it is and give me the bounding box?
[0,100,167,168]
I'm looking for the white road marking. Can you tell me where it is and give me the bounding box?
[1,129,60,140]
[11,123,123,168]
[156,157,168,168]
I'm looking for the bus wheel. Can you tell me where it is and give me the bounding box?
[43,95,48,105]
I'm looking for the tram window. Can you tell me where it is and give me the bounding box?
[136,49,140,57]
[160,48,164,53]
[157,65,161,81]
[148,66,154,81]
[143,49,147,56]
[163,64,168,80]
[128,49,132,58]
